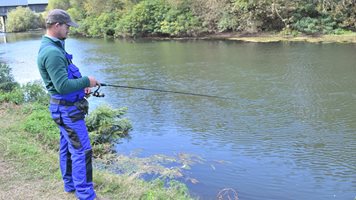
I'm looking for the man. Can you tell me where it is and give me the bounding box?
[37,9,98,200]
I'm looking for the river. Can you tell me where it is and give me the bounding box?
[1,32,355,200]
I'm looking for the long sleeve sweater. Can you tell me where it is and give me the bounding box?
[37,36,89,95]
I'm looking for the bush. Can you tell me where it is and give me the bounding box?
[115,0,201,37]
[23,103,132,156]
[293,17,320,34]
[159,6,201,36]
[86,104,131,157]
[22,81,49,103]
[0,87,24,104]
[23,103,59,149]
[116,0,169,37]
[80,13,119,37]
[0,63,48,104]
[46,0,70,11]
[86,104,132,144]
[0,63,18,92]
[292,15,339,35]
[6,7,42,32]
[0,62,23,104]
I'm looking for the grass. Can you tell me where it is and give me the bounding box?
[203,32,356,43]
[0,103,194,200]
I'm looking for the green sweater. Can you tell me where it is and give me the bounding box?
[37,36,90,95]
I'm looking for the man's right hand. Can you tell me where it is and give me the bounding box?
[88,76,100,87]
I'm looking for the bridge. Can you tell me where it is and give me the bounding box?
[0,0,48,32]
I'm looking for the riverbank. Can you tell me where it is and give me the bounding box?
[210,32,356,43]
[0,102,194,200]
[148,32,356,43]
[2,31,356,44]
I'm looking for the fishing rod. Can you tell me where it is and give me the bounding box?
[91,83,236,100]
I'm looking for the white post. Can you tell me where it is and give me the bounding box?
[0,16,5,33]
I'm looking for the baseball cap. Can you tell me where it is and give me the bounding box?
[46,9,78,28]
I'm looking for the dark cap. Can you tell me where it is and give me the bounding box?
[46,9,78,28]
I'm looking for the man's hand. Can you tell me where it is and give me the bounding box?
[88,76,100,87]
[84,87,91,94]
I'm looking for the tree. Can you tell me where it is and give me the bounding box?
[6,7,41,32]
[47,0,71,11]
[190,0,232,32]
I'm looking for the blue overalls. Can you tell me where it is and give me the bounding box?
[46,49,96,200]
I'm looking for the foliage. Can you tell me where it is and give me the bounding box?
[80,13,120,37]
[0,87,24,104]
[47,0,71,11]
[116,0,169,37]
[52,0,355,37]
[190,0,234,32]
[116,0,201,37]
[0,62,22,104]
[5,0,356,36]
[21,81,49,103]
[86,104,132,143]
[85,104,132,157]
[0,63,18,92]
[0,80,48,105]
[6,7,42,32]
[22,103,59,149]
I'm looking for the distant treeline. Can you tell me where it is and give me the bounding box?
[6,0,356,37]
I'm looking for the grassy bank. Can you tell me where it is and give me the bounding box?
[148,32,356,43]
[223,33,356,43]
[0,102,194,200]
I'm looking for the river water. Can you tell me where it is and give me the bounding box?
[1,32,355,200]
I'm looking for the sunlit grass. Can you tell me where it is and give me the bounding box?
[226,33,356,43]
[0,103,195,200]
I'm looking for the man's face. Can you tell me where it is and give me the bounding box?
[55,23,70,40]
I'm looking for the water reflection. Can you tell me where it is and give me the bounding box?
[0,33,6,43]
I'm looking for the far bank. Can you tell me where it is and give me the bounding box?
[1,31,356,44]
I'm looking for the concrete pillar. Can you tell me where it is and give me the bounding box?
[0,16,5,32]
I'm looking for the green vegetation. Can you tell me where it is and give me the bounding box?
[5,7,43,32]
[0,63,18,92]
[5,0,355,38]
[59,0,355,38]
[0,62,194,199]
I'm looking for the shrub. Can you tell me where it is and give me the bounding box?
[116,0,201,37]
[160,6,201,36]
[0,87,24,104]
[46,0,70,11]
[23,103,59,149]
[292,15,340,35]
[116,0,169,37]
[293,17,321,34]
[81,13,119,37]
[0,63,18,92]
[22,80,49,103]
[6,7,42,32]
[86,104,132,143]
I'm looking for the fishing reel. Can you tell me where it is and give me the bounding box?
[86,84,105,98]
